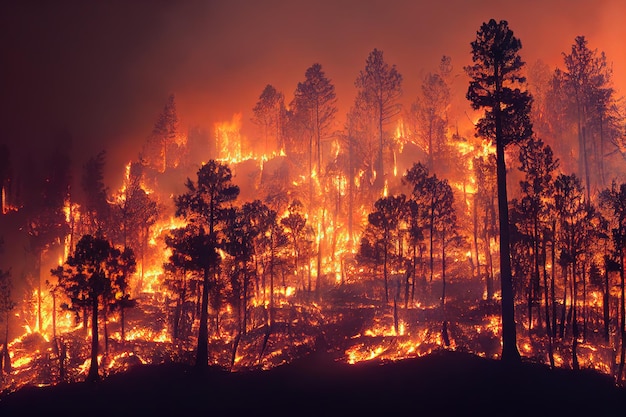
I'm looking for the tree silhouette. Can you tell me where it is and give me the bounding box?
[142,93,181,172]
[0,268,15,374]
[355,48,402,189]
[473,154,497,299]
[109,246,137,344]
[431,178,457,313]
[164,227,197,342]
[562,36,616,198]
[599,181,626,382]
[253,84,285,154]
[80,150,110,236]
[367,194,407,303]
[291,63,337,210]
[403,163,435,281]
[554,173,597,370]
[223,203,258,337]
[403,163,453,286]
[409,56,452,170]
[0,144,10,213]
[516,138,559,344]
[171,160,239,368]
[281,200,314,292]
[56,233,121,382]
[466,19,533,363]
[27,142,71,334]
[112,162,158,290]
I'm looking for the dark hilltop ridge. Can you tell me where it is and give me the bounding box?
[1,350,625,417]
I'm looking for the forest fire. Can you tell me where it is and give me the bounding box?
[2,9,626,412]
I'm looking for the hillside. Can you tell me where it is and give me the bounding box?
[1,350,624,416]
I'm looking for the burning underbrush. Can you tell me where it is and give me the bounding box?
[2,247,623,397]
[0,272,505,394]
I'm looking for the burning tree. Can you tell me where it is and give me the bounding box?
[466,19,533,363]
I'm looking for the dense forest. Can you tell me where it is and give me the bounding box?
[1,17,626,394]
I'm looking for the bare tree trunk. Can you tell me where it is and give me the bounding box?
[429,200,435,282]
[542,239,554,368]
[495,126,520,362]
[195,268,210,369]
[483,208,494,300]
[37,251,42,334]
[3,311,11,373]
[52,290,57,349]
[243,268,249,335]
[604,257,611,343]
[103,299,109,356]
[87,297,100,382]
[618,248,625,383]
[551,221,558,338]
[473,193,482,283]
[383,238,389,303]
[559,264,568,340]
[582,264,588,341]
[572,261,579,371]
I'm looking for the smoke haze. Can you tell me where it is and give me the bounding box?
[1,0,624,187]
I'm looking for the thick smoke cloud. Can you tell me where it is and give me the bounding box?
[0,0,624,187]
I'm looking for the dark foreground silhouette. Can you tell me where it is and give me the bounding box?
[1,350,625,416]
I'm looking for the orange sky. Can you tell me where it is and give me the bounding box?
[1,0,624,187]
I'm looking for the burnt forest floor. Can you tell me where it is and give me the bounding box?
[1,349,625,417]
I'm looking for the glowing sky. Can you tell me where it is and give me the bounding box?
[1,0,624,185]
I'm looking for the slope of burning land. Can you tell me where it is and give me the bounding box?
[1,350,625,417]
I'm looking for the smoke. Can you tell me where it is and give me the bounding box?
[0,0,624,188]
